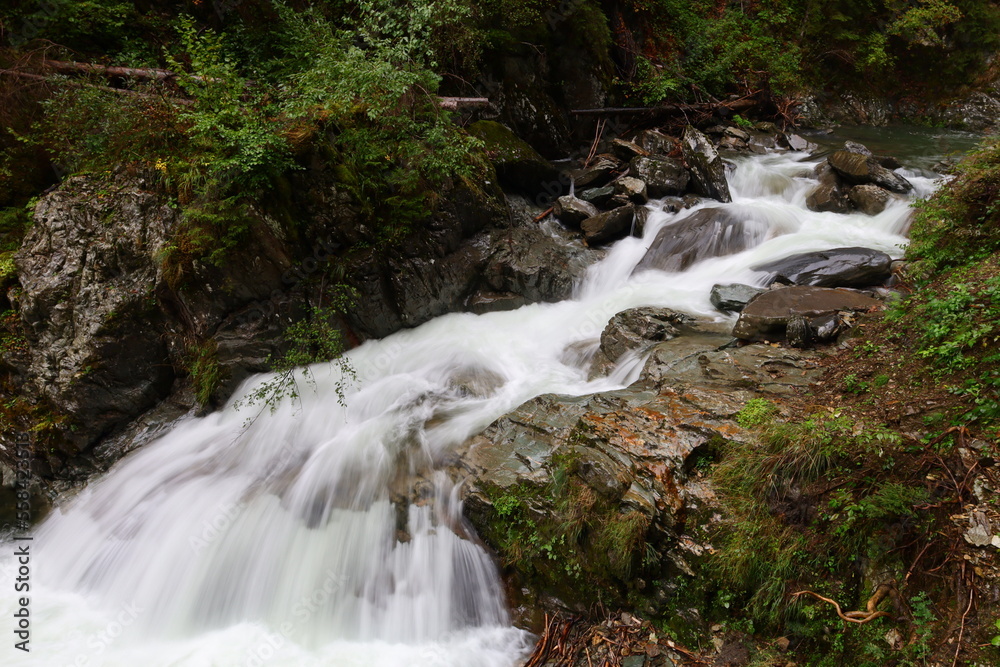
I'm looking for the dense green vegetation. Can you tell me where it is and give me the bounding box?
[3,0,999,214]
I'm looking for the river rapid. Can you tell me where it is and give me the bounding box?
[0,137,963,666]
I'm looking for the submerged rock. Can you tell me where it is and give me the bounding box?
[753,247,893,288]
[634,208,763,273]
[732,286,882,343]
[681,126,732,203]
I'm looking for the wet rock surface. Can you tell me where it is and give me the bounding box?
[752,246,893,288]
[635,208,763,273]
[806,163,852,214]
[848,183,894,215]
[681,126,732,203]
[599,307,687,362]
[554,195,599,227]
[710,283,768,312]
[467,120,561,197]
[828,149,913,194]
[582,205,636,246]
[9,164,514,463]
[629,156,690,198]
[732,285,883,343]
[455,317,824,613]
[480,224,601,305]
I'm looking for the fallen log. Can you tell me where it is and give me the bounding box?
[570,98,757,116]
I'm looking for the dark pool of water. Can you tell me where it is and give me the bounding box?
[801,124,984,173]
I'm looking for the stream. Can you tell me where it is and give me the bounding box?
[0,135,969,666]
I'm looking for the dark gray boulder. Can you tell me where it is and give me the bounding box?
[681,126,732,202]
[732,286,882,342]
[600,307,686,361]
[634,208,765,273]
[581,205,636,246]
[578,185,615,207]
[628,156,689,198]
[710,283,768,312]
[635,128,676,156]
[571,154,621,189]
[752,247,893,288]
[482,225,600,303]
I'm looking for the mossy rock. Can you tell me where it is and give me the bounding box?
[466,121,562,197]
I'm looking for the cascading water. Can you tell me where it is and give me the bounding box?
[1,148,946,666]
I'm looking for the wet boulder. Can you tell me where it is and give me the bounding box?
[634,208,764,273]
[828,150,913,194]
[614,176,648,204]
[782,133,817,152]
[806,163,852,214]
[681,126,732,203]
[481,225,601,304]
[848,184,893,216]
[578,185,615,207]
[553,195,599,227]
[753,247,893,288]
[581,205,636,246]
[732,286,882,343]
[635,128,676,156]
[611,138,649,161]
[571,154,621,189]
[710,283,768,312]
[628,156,689,198]
[600,307,686,361]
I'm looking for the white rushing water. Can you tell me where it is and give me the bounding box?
[0,151,942,666]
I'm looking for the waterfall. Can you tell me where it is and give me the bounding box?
[0,149,943,666]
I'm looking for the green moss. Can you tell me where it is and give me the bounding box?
[466,121,546,166]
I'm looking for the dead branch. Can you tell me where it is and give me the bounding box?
[0,68,194,105]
